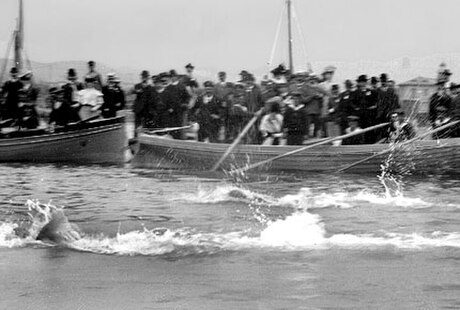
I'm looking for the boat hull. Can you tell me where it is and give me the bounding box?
[0,117,126,164]
[132,134,460,174]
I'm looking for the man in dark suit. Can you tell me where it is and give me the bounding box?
[1,67,23,122]
[62,68,84,123]
[132,70,155,136]
[350,75,378,143]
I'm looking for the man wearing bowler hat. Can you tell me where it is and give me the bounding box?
[350,74,378,143]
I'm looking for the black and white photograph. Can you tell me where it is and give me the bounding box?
[1,0,460,309]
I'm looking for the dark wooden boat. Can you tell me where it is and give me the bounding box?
[0,116,126,164]
[131,133,460,174]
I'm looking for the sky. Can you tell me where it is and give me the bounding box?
[1,0,460,77]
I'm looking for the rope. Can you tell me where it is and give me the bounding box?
[267,1,286,70]
[0,31,16,85]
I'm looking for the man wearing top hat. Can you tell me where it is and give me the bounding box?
[61,68,84,125]
[1,67,23,122]
[350,74,379,143]
[376,73,400,123]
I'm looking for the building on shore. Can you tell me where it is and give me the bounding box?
[398,76,437,124]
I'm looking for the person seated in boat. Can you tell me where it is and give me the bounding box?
[259,101,283,145]
[17,71,40,129]
[101,73,125,118]
[386,109,415,143]
[48,86,78,127]
[84,60,103,91]
[193,81,222,143]
[341,115,365,145]
[62,68,84,113]
[1,67,23,124]
[77,77,104,120]
[283,90,307,145]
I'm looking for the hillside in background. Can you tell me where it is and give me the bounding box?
[2,52,460,87]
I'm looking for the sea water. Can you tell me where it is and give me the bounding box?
[0,163,460,309]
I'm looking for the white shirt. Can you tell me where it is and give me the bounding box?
[78,88,104,109]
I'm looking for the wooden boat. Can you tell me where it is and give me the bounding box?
[0,1,127,165]
[131,134,460,174]
[0,116,126,164]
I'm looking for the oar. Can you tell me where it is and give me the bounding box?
[75,114,101,124]
[210,109,263,172]
[143,123,196,135]
[337,120,460,173]
[0,118,14,127]
[232,122,388,174]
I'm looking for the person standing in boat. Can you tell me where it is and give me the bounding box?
[259,101,283,145]
[325,84,341,138]
[48,86,76,127]
[283,90,307,145]
[302,75,324,138]
[85,60,103,91]
[376,74,400,124]
[350,74,378,143]
[319,66,336,137]
[163,70,190,139]
[77,77,103,120]
[214,71,234,141]
[101,73,125,118]
[193,81,222,143]
[429,81,452,129]
[337,80,354,134]
[17,71,40,129]
[450,83,460,137]
[132,70,155,136]
[1,67,23,123]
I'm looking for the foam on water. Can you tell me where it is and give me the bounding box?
[0,183,453,256]
[176,183,430,210]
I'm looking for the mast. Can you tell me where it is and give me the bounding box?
[14,0,24,72]
[287,0,294,73]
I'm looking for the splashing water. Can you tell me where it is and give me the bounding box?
[0,184,453,257]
